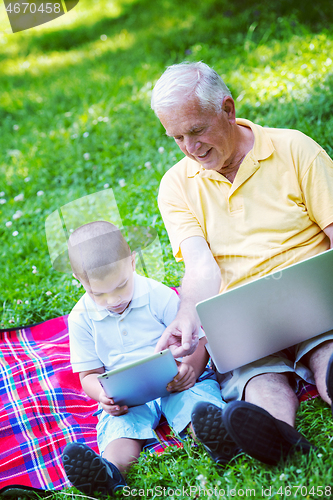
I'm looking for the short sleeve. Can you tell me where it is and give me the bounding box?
[158,167,205,261]
[147,280,180,326]
[68,311,104,373]
[300,150,333,229]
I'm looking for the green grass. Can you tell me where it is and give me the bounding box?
[1,0,333,498]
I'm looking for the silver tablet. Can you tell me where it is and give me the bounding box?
[97,349,178,407]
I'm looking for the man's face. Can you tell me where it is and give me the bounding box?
[158,96,237,174]
[81,255,136,314]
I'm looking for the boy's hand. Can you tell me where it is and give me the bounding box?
[166,362,196,393]
[99,388,128,416]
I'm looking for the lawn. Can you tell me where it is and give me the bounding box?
[0,0,333,498]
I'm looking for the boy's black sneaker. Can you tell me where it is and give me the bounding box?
[62,442,126,496]
[191,402,241,466]
[223,401,316,466]
[326,352,333,416]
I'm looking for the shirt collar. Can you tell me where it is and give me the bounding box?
[84,272,150,322]
[236,118,274,161]
[186,118,275,180]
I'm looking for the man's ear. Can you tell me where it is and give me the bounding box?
[222,96,236,122]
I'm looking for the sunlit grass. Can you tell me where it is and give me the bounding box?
[1,0,333,323]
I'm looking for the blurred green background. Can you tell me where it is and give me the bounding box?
[0,0,333,329]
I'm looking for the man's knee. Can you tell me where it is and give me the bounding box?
[244,371,292,398]
[303,339,333,371]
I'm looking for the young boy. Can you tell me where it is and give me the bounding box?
[62,221,225,497]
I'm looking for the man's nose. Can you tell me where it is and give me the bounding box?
[185,136,201,154]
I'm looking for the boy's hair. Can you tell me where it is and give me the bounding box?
[68,221,131,282]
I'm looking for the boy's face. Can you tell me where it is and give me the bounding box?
[80,254,136,314]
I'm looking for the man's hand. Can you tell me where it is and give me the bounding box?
[166,362,197,392]
[99,388,128,416]
[155,307,200,357]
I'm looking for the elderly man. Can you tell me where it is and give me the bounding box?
[151,61,333,466]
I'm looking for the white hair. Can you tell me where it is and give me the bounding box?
[151,61,232,115]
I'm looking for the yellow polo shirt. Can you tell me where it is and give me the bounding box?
[158,118,333,293]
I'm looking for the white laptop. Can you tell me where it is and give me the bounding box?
[97,349,178,407]
[196,248,333,374]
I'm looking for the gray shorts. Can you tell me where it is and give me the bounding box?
[215,331,333,402]
[96,369,224,453]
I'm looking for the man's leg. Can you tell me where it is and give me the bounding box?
[302,339,333,405]
[221,371,315,465]
[192,371,315,466]
[244,372,299,426]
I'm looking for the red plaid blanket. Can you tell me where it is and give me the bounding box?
[0,316,318,491]
[0,316,184,491]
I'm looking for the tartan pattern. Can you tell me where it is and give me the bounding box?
[0,315,183,491]
[0,315,319,491]
[0,316,99,490]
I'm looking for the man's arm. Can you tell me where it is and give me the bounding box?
[155,236,221,357]
[323,222,333,248]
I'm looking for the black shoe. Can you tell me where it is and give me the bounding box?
[0,485,51,499]
[326,352,333,416]
[191,402,241,466]
[62,442,126,496]
[223,401,316,466]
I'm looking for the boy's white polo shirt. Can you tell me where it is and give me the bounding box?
[68,272,182,373]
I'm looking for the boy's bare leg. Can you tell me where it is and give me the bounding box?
[303,340,333,405]
[103,438,145,476]
[244,372,299,426]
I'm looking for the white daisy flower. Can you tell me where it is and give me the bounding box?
[13,211,23,220]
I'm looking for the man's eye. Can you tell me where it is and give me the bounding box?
[174,136,183,141]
